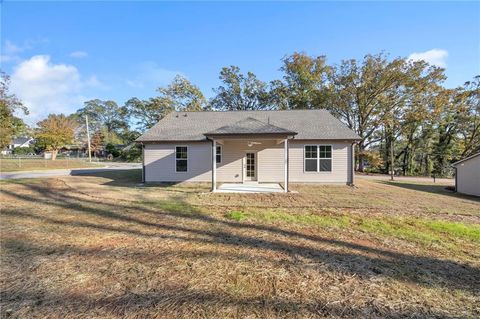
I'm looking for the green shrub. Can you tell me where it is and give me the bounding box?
[120,144,142,162]
[105,143,120,157]
[13,146,35,155]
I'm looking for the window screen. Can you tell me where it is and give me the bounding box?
[176,146,188,172]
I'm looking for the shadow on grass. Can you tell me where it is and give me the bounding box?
[379,181,480,202]
[69,169,143,187]
[70,169,211,191]
[1,181,480,317]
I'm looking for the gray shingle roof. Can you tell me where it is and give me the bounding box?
[452,152,480,166]
[205,117,297,136]
[137,109,360,142]
[12,137,32,145]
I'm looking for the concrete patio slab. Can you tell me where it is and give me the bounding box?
[216,183,285,193]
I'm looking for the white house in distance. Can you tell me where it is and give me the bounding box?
[1,137,34,155]
[136,110,360,192]
[452,152,480,197]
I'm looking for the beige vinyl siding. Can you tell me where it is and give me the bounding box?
[144,139,353,184]
[455,155,480,196]
[144,142,211,182]
[216,139,284,182]
[288,140,351,184]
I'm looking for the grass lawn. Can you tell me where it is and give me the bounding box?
[0,158,102,172]
[1,170,479,318]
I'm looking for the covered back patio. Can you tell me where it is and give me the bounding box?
[216,182,285,193]
[204,117,297,193]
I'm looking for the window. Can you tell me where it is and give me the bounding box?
[175,146,188,172]
[304,145,332,172]
[216,145,222,164]
[319,145,332,172]
[304,145,318,172]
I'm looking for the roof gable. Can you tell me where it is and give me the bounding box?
[205,117,296,136]
[452,152,480,166]
[137,109,360,142]
[11,137,32,145]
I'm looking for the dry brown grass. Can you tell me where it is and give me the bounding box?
[1,170,479,318]
[0,158,101,172]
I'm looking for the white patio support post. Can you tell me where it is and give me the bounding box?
[212,139,217,192]
[284,138,288,193]
[351,143,356,186]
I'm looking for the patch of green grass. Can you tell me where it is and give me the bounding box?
[359,217,480,245]
[421,220,480,242]
[225,209,350,229]
[255,210,351,229]
[225,210,247,221]
[359,219,441,244]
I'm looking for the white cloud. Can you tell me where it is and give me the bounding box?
[69,51,88,58]
[1,40,27,64]
[126,61,182,88]
[10,55,102,124]
[5,40,27,55]
[0,54,20,63]
[1,38,49,65]
[408,49,448,68]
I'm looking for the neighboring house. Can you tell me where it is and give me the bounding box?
[9,137,34,149]
[136,110,361,192]
[452,152,480,197]
[1,137,34,155]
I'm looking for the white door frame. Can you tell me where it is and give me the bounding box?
[243,151,257,182]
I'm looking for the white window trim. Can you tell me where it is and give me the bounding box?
[303,144,333,173]
[216,145,222,164]
[175,145,189,173]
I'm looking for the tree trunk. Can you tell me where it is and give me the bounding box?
[51,149,58,161]
[390,139,394,181]
[402,147,408,176]
[357,142,365,172]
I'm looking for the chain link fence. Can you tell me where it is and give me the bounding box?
[0,154,104,171]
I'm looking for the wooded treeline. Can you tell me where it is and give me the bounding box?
[2,52,479,175]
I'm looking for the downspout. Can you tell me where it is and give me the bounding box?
[141,143,145,183]
[454,166,457,192]
[350,142,356,186]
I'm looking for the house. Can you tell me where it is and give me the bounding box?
[1,137,34,155]
[136,110,361,192]
[452,152,480,197]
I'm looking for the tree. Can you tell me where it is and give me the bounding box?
[326,53,446,172]
[210,66,272,110]
[125,75,207,131]
[35,114,77,160]
[90,130,105,158]
[158,75,207,112]
[457,76,480,157]
[431,88,471,176]
[383,60,445,176]
[0,72,28,148]
[73,99,128,133]
[124,97,174,131]
[272,52,331,110]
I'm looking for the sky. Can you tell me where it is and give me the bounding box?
[1,1,479,124]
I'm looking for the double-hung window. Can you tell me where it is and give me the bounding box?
[304,145,332,172]
[175,146,188,172]
[216,145,222,164]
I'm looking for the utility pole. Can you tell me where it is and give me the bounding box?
[86,115,92,163]
[390,138,394,181]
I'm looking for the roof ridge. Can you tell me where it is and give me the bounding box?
[171,109,329,113]
[452,152,480,166]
